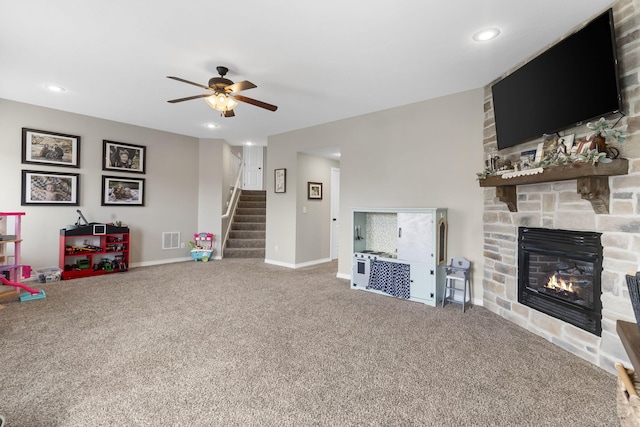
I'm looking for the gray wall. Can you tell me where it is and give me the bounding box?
[0,99,201,269]
[266,88,486,301]
[198,139,229,256]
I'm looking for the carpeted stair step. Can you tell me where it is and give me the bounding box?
[223,247,265,258]
[226,238,265,249]
[237,201,266,209]
[234,215,266,223]
[229,230,265,239]
[239,195,266,202]
[231,222,265,231]
[236,207,265,216]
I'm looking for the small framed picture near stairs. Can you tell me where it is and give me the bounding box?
[274,168,286,193]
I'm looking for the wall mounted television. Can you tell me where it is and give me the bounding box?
[492,8,623,150]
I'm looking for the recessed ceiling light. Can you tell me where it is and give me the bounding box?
[473,28,500,42]
[245,142,253,146]
[204,123,219,129]
[46,85,66,92]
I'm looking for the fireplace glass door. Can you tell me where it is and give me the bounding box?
[518,227,602,336]
[525,253,595,310]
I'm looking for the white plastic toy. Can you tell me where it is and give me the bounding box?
[189,232,214,262]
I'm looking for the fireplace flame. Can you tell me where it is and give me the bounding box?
[546,274,575,293]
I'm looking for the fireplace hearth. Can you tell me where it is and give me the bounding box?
[518,227,602,336]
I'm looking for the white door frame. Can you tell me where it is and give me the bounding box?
[330,167,340,260]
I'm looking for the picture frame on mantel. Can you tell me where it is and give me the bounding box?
[307,182,322,200]
[274,168,286,193]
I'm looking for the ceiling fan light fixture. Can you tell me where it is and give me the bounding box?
[205,92,238,112]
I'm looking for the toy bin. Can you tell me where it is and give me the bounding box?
[36,267,63,283]
[190,232,214,262]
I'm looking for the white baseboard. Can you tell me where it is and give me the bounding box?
[337,272,350,280]
[131,257,192,268]
[264,257,332,269]
[264,259,296,268]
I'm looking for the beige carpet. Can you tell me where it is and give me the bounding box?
[0,259,618,426]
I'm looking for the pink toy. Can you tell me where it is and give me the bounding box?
[190,232,214,262]
[0,275,46,302]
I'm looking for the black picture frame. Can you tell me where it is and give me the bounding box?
[22,128,81,168]
[102,140,146,174]
[307,182,322,200]
[274,168,286,193]
[102,175,145,206]
[21,170,80,206]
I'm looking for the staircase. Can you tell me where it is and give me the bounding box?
[224,190,266,258]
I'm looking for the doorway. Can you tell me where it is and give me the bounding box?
[330,167,340,260]
[243,145,264,190]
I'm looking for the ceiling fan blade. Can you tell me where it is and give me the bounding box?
[233,94,278,111]
[223,109,235,118]
[167,76,211,90]
[225,80,257,93]
[167,94,211,103]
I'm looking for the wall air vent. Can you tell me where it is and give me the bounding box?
[162,232,181,250]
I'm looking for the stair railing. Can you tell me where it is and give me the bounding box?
[221,161,244,255]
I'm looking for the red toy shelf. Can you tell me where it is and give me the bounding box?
[59,224,130,280]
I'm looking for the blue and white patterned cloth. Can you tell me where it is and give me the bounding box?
[367,260,410,299]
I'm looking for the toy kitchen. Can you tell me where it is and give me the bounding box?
[351,208,447,307]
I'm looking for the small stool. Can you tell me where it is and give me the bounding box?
[442,257,471,312]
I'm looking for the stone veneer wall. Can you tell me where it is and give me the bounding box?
[482,0,640,374]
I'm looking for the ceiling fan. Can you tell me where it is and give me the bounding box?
[167,66,278,117]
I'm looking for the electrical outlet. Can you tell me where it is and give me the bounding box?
[181,242,185,249]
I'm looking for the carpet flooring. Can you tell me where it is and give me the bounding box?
[0,259,618,426]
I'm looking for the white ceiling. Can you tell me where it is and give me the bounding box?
[0,1,615,147]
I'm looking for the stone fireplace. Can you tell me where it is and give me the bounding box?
[480,0,639,373]
[518,227,602,336]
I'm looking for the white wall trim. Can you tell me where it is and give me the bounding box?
[337,272,350,280]
[131,257,192,268]
[264,257,332,269]
[264,258,296,269]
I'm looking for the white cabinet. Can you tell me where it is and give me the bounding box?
[397,212,434,262]
[351,208,447,307]
[408,262,434,303]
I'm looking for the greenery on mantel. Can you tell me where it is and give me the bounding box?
[476,149,610,180]
[586,117,628,145]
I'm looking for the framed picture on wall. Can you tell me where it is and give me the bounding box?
[22,128,81,168]
[21,170,80,206]
[103,140,146,174]
[102,175,145,206]
[307,182,322,200]
[274,168,286,193]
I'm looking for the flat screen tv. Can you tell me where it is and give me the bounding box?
[492,8,623,150]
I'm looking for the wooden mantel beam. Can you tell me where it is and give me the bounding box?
[478,159,628,214]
